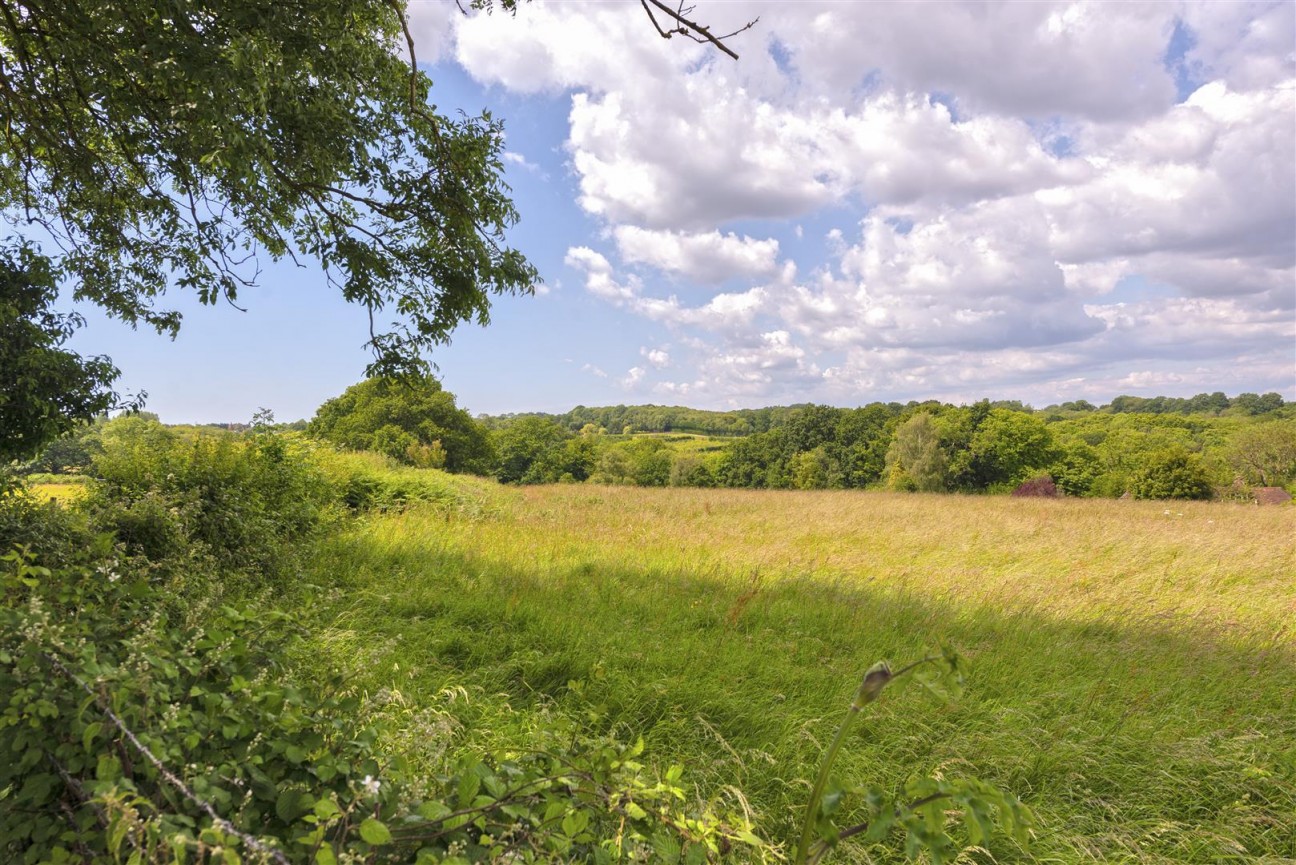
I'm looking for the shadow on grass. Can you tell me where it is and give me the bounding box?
[306,531,1296,864]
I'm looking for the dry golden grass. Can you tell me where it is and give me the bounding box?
[386,485,1295,643]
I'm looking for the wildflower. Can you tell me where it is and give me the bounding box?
[361,775,381,797]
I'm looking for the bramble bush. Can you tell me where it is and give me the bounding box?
[0,546,773,864]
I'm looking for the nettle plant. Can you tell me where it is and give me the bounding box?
[1,540,1029,863]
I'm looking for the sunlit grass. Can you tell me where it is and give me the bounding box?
[303,483,1295,863]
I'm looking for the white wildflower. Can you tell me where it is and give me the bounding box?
[361,774,381,796]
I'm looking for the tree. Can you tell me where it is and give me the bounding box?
[1226,421,1296,487]
[964,409,1059,490]
[1129,447,1214,500]
[885,413,949,492]
[491,416,570,484]
[0,0,539,377]
[0,242,136,465]
[0,1,760,464]
[309,376,492,473]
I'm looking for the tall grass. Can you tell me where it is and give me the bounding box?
[302,484,1295,863]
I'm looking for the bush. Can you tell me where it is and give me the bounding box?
[0,549,767,864]
[82,419,337,585]
[1129,447,1214,500]
[1011,475,1060,497]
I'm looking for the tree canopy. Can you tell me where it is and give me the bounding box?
[0,0,537,376]
[309,375,492,473]
[0,241,132,465]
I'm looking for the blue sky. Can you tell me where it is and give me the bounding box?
[64,1,1296,422]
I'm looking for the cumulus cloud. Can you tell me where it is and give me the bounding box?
[641,346,670,368]
[415,1,1294,406]
[614,227,780,283]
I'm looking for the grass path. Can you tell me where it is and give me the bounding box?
[304,486,1295,863]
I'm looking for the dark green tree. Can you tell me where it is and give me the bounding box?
[309,376,492,473]
[0,243,135,466]
[491,416,571,484]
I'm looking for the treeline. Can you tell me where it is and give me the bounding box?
[482,401,1296,499]
[478,391,1288,437]
[477,404,810,437]
[19,381,1295,501]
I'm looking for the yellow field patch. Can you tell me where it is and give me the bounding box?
[29,483,86,504]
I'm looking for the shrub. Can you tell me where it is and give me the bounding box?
[0,549,768,864]
[82,419,337,585]
[1011,475,1060,497]
[1129,447,1214,500]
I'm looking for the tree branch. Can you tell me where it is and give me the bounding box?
[640,0,758,60]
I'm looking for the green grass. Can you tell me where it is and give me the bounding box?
[301,483,1295,863]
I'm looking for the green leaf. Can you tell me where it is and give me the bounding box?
[312,798,340,820]
[358,817,392,846]
[418,800,452,822]
[561,809,590,838]
[82,721,103,753]
[457,770,481,807]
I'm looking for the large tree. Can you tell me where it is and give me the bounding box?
[0,1,751,461]
[309,375,492,473]
[0,0,537,377]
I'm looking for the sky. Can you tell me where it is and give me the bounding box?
[66,0,1296,422]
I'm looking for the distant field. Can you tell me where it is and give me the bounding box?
[305,485,1295,863]
[28,481,86,503]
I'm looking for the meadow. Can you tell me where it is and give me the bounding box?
[302,483,1296,863]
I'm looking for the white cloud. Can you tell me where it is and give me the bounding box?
[415,1,1295,407]
[621,366,646,388]
[613,227,780,283]
[641,346,670,368]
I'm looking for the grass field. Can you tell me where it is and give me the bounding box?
[303,484,1295,863]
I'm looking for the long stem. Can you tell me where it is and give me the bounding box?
[794,655,940,865]
[794,701,861,865]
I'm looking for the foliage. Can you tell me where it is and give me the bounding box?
[1105,392,1285,415]
[82,418,337,585]
[794,651,1031,865]
[1225,420,1296,487]
[313,449,498,516]
[0,0,535,379]
[0,547,766,864]
[309,376,493,473]
[960,408,1058,491]
[0,483,106,569]
[1129,447,1215,500]
[15,416,105,475]
[0,242,132,464]
[491,416,573,484]
[885,413,949,492]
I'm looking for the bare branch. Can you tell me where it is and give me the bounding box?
[640,0,758,60]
